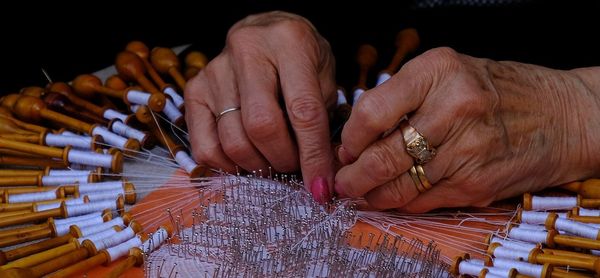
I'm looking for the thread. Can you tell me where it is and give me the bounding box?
[493,258,543,277]
[66,200,117,217]
[126,90,152,106]
[521,211,551,224]
[92,126,128,149]
[492,245,531,261]
[458,260,483,276]
[554,218,600,239]
[163,87,184,108]
[67,149,113,168]
[518,223,546,230]
[48,169,91,176]
[531,196,577,210]
[579,208,600,217]
[111,120,147,142]
[8,190,57,203]
[376,72,392,86]
[86,190,125,202]
[45,133,92,150]
[54,212,102,226]
[55,214,105,235]
[36,197,85,212]
[94,226,135,251]
[353,88,365,104]
[106,235,142,262]
[78,181,123,194]
[174,151,198,174]
[79,217,125,237]
[336,89,348,105]
[490,236,537,252]
[162,99,183,123]
[42,174,89,186]
[78,226,119,245]
[508,227,549,244]
[103,109,128,122]
[141,227,169,253]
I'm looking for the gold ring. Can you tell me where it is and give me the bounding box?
[409,166,426,193]
[415,165,432,190]
[215,107,241,123]
[400,121,436,165]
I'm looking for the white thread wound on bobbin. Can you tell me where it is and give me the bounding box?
[45,133,92,150]
[78,181,123,194]
[94,226,135,251]
[103,109,128,122]
[352,88,365,104]
[174,151,198,174]
[520,211,551,225]
[163,99,183,123]
[126,90,151,106]
[130,105,140,113]
[41,175,89,186]
[508,228,549,244]
[48,169,91,176]
[458,260,482,276]
[491,236,537,252]
[531,196,577,210]
[337,89,348,105]
[78,226,119,245]
[141,227,169,253]
[579,207,600,217]
[55,214,105,236]
[376,72,392,86]
[8,190,57,203]
[92,126,128,149]
[66,200,117,217]
[36,197,85,212]
[493,258,542,277]
[54,212,102,226]
[163,87,184,108]
[554,218,600,239]
[86,190,125,202]
[492,245,532,261]
[106,236,142,262]
[518,223,546,231]
[67,149,113,168]
[79,217,125,237]
[111,120,147,142]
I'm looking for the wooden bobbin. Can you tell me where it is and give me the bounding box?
[528,247,600,273]
[42,92,107,125]
[47,82,110,122]
[356,44,378,89]
[0,174,43,187]
[562,179,600,199]
[150,47,187,90]
[105,75,129,91]
[7,242,94,278]
[0,202,66,229]
[106,247,143,278]
[0,238,80,270]
[184,51,208,80]
[126,41,168,89]
[0,156,67,169]
[0,115,36,135]
[19,86,45,98]
[383,28,420,75]
[115,51,164,95]
[0,107,48,134]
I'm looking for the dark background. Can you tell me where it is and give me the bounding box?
[1,0,599,94]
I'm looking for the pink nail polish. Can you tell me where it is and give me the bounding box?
[310,177,330,204]
[337,146,356,165]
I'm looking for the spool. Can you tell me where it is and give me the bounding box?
[150,47,187,90]
[376,28,420,86]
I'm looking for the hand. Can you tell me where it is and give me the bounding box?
[335,47,600,212]
[184,11,337,203]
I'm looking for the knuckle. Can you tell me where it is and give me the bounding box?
[353,95,387,132]
[406,47,462,76]
[221,138,251,160]
[244,107,282,141]
[363,144,400,182]
[287,96,326,129]
[192,145,218,166]
[369,179,410,209]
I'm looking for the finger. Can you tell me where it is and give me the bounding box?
[363,172,420,210]
[341,48,458,159]
[229,46,299,173]
[205,55,270,171]
[276,40,335,202]
[334,129,413,198]
[184,74,236,172]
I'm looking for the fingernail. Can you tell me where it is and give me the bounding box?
[310,177,330,204]
[337,146,356,165]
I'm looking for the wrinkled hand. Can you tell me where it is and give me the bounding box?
[184,11,337,203]
[335,47,600,212]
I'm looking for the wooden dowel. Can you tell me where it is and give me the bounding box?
[44,248,109,278]
[107,247,142,278]
[150,47,187,90]
[126,41,167,88]
[0,133,41,144]
[0,228,53,248]
[0,116,36,135]
[73,74,122,99]
[383,28,419,74]
[0,175,42,187]
[0,156,67,168]
[116,51,163,95]
[0,239,79,270]
[0,202,66,228]
[0,169,42,177]
[0,233,72,265]
[356,44,377,89]
[184,51,208,80]
[47,82,107,119]
[0,221,50,238]
[528,248,600,273]
[0,137,66,160]
[26,245,92,277]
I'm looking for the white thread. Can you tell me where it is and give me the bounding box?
[555,218,600,239]
[78,181,124,194]
[42,175,89,186]
[106,236,142,262]
[8,190,57,203]
[79,217,125,236]
[492,245,531,261]
[164,87,184,108]
[126,90,152,106]
[491,236,537,252]
[493,258,543,278]
[579,207,600,217]
[141,227,169,253]
[531,196,577,210]
[86,190,125,202]
[45,133,92,150]
[376,72,392,86]
[111,120,147,142]
[162,99,183,123]
[592,250,600,256]
[67,149,113,168]
[336,89,348,105]
[352,88,365,104]
[103,109,128,122]
[174,151,198,174]
[518,223,546,230]
[94,226,135,251]
[458,260,482,276]
[78,226,119,245]
[485,273,506,278]
[55,214,104,236]
[54,212,102,226]
[36,197,85,212]
[509,227,549,244]
[66,200,117,217]
[521,211,551,224]
[92,126,128,149]
[48,169,91,176]
[487,265,515,278]
[130,105,140,113]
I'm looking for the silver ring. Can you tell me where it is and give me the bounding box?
[215,107,241,123]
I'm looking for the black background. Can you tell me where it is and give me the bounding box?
[1,0,599,94]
